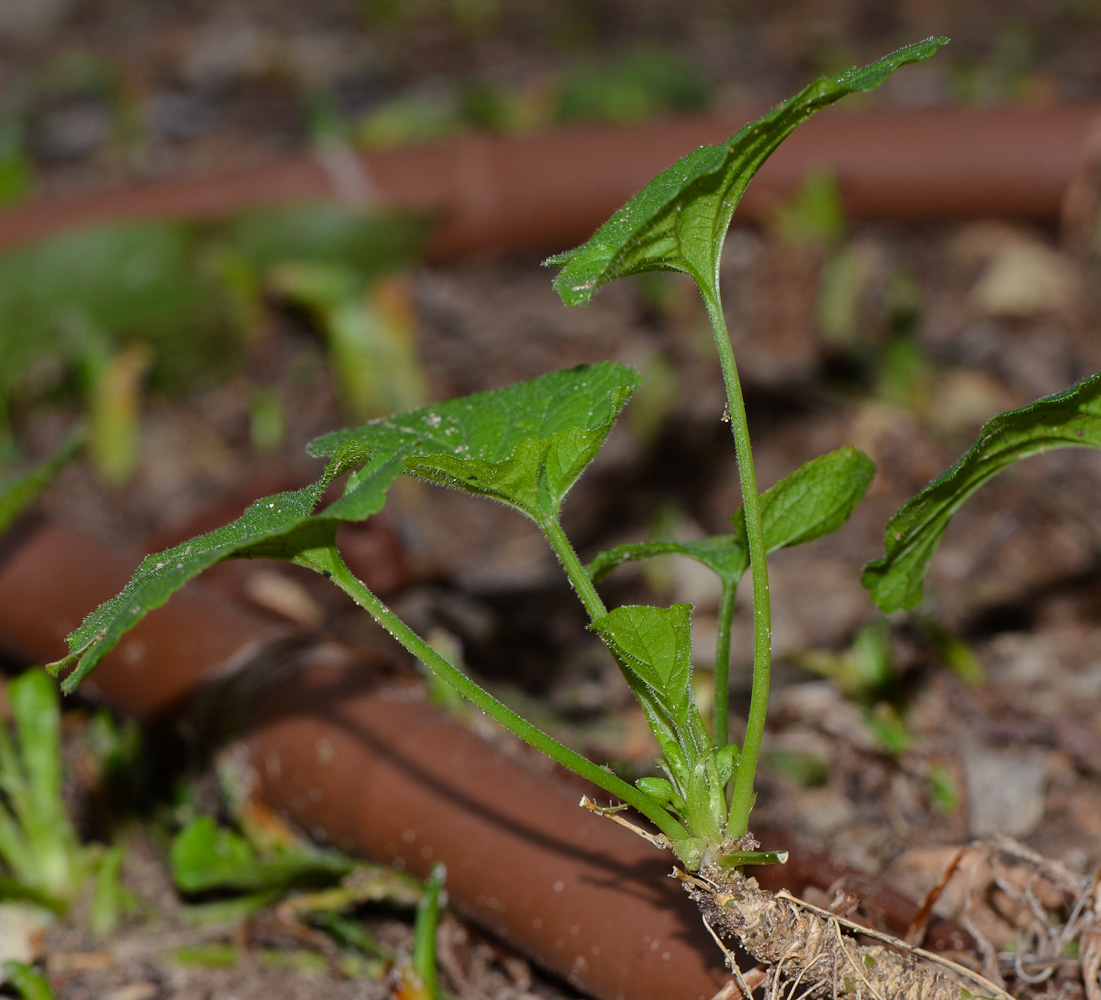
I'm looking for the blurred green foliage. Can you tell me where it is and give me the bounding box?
[0,204,432,478]
[356,46,712,149]
[555,47,712,124]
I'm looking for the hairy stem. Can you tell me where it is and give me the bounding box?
[303,545,688,843]
[712,579,736,749]
[539,515,608,621]
[701,291,772,840]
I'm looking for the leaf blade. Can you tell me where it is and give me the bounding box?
[587,537,748,585]
[309,363,641,522]
[863,373,1101,611]
[50,450,406,693]
[592,603,694,742]
[743,446,876,552]
[588,448,873,586]
[547,38,947,305]
[0,428,85,536]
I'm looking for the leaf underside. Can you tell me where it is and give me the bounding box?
[864,372,1101,611]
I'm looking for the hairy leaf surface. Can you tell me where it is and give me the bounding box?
[309,363,640,522]
[732,446,875,550]
[547,39,945,305]
[864,372,1101,611]
[50,450,407,693]
[592,603,694,746]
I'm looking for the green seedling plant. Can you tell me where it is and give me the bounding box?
[0,667,128,939]
[394,864,446,1000]
[170,808,424,978]
[167,771,443,983]
[0,667,85,910]
[47,38,944,873]
[44,37,1100,997]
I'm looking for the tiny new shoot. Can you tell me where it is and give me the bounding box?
[49,41,943,873]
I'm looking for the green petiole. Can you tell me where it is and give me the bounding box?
[303,545,690,845]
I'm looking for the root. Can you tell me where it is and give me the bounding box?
[960,836,1101,999]
[679,865,1016,1000]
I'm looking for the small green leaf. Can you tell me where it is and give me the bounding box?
[585,539,748,585]
[588,536,746,585]
[50,449,406,693]
[88,844,128,938]
[714,742,740,786]
[0,669,83,905]
[309,363,640,524]
[411,864,445,1000]
[635,775,687,812]
[735,446,876,551]
[547,38,946,306]
[9,671,65,831]
[592,604,694,742]
[863,372,1101,611]
[589,448,873,585]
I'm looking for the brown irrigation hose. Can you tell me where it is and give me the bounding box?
[0,517,972,999]
[1,106,1100,261]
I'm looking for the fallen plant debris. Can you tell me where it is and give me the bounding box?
[959,837,1101,999]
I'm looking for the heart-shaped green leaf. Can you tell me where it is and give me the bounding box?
[864,372,1101,611]
[309,363,641,524]
[547,38,946,306]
